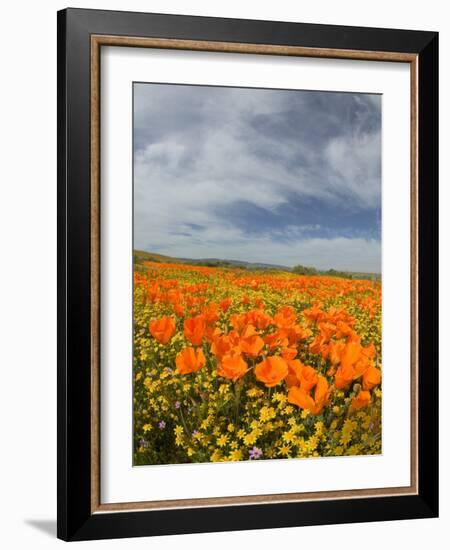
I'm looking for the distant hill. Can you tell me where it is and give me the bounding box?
[133,249,183,265]
[179,257,289,271]
[133,250,288,271]
[133,249,380,280]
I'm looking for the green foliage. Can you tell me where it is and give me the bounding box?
[292,264,318,275]
[324,268,353,279]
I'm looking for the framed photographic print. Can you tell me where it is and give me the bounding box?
[57,8,438,541]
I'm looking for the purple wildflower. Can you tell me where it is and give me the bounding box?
[175,401,181,409]
[158,420,166,429]
[249,446,263,460]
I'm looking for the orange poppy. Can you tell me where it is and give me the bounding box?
[249,279,259,290]
[274,305,297,328]
[341,340,362,369]
[309,336,330,359]
[240,325,265,358]
[303,303,324,324]
[362,342,376,360]
[184,315,206,346]
[351,390,371,410]
[327,365,337,377]
[310,322,336,357]
[335,321,354,339]
[211,330,241,359]
[281,347,297,361]
[362,365,381,390]
[263,329,289,350]
[246,309,272,330]
[230,313,247,333]
[149,316,176,344]
[334,361,355,389]
[204,324,217,343]
[285,324,312,345]
[217,353,249,381]
[319,322,337,341]
[329,340,345,365]
[173,303,185,317]
[220,297,232,312]
[285,358,304,388]
[202,303,219,325]
[309,336,323,356]
[175,347,206,374]
[255,356,288,387]
[315,375,331,407]
[254,297,265,309]
[298,365,319,392]
[147,282,160,303]
[288,375,330,415]
[166,289,182,306]
[334,340,373,389]
[353,354,372,379]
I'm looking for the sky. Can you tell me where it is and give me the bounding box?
[133,83,381,272]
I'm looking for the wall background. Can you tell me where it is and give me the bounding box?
[0,1,446,547]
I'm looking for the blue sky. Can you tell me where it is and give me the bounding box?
[134,83,381,272]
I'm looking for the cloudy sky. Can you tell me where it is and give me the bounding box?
[133,83,381,272]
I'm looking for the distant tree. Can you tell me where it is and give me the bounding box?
[292,264,318,275]
[325,268,352,279]
[292,265,356,279]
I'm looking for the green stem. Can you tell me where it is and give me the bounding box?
[234,381,242,425]
[179,406,190,435]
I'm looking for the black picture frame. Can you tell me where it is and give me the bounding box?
[57,7,438,541]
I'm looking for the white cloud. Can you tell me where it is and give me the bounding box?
[324,130,381,208]
[133,84,381,271]
[135,219,381,272]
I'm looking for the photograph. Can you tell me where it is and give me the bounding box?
[132,82,383,466]
[53,5,438,542]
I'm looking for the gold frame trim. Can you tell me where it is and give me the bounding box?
[90,35,419,514]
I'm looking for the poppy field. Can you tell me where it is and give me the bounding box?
[133,260,382,465]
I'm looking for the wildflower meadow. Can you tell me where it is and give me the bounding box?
[133,259,382,465]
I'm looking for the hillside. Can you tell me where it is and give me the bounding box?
[133,249,380,280]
